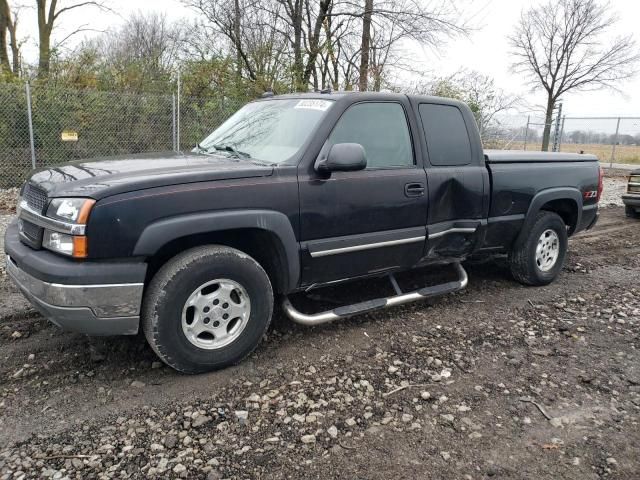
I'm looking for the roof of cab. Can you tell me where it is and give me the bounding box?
[258,91,467,108]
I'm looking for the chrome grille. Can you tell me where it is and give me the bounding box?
[23,183,48,214]
[628,176,640,194]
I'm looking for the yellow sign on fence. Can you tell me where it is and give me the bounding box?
[61,130,79,142]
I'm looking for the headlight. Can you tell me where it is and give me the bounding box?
[43,230,88,258]
[43,198,94,258]
[46,198,95,224]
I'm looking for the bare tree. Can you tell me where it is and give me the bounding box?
[184,0,331,92]
[183,0,292,93]
[349,0,469,91]
[357,0,372,90]
[182,0,263,83]
[184,0,470,94]
[0,0,19,75]
[35,0,107,78]
[316,6,357,90]
[263,0,332,91]
[406,71,518,138]
[459,73,519,138]
[7,3,20,73]
[62,12,186,91]
[0,0,10,74]
[368,13,435,91]
[106,13,183,74]
[510,0,640,151]
[301,0,332,90]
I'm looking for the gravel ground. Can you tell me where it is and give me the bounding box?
[0,178,639,479]
[0,188,18,216]
[0,213,31,322]
[601,177,627,207]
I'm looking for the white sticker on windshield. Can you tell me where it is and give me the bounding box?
[294,99,332,111]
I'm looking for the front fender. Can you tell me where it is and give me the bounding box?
[133,209,300,291]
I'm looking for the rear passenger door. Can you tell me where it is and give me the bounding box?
[298,101,429,286]
[417,102,489,258]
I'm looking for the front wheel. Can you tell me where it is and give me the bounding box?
[626,205,640,219]
[142,245,273,374]
[509,211,568,286]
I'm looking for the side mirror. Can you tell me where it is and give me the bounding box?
[315,143,367,173]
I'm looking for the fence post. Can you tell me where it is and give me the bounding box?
[523,116,530,151]
[177,70,181,151]
[172,93,177,152]
[552,102,563,152]
[25,82,36,170]
[558,115,566,152]
[610,117,621,168]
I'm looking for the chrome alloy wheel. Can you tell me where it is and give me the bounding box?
[181,279,251,349]
[535,229,560,272]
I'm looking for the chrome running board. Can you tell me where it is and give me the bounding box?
[282,263,468,326]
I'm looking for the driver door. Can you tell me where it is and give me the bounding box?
[298,101,429,286]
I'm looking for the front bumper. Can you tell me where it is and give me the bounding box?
[4,220,145,335]
[622,194,640,209]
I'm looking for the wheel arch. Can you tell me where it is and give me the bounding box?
[134,210,300,293]
[519,188,582,243]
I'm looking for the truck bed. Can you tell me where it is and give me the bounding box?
[481,149,601,252]
[484,149,599,163]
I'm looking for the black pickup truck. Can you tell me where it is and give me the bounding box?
[5,92,602,373]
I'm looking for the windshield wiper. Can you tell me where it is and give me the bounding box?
[194,143,215,155]
[212,144,252,159]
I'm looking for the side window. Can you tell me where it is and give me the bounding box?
[419,104,472,166]
[328,102,414,169]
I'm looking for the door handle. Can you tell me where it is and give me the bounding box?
[404,183,425,197]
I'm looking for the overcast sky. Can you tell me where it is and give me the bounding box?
[13,0,640,130]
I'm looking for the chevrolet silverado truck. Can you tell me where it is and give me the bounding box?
[623,169,640,218]
[4,92,602,373]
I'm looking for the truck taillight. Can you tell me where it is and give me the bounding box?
[596,166,604,202]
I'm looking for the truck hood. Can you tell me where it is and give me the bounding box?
[27,151,274,199]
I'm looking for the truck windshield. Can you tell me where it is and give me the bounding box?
[197,99,334,164]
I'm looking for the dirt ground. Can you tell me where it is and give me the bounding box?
[0,187,639,479]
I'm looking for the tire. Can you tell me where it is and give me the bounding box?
[509,211,568,286]
[142,245,273,374]
[626,205,640,219]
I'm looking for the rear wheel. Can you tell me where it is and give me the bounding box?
[142,245,273,374]
[509,211,568,286]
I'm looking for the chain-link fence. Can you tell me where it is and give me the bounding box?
[0,82,245,188]
[481,114,546,150]
[483,113,640,166]
[558,117,640,165]
[3,82,640,190]
[0,83,31,188]
[180,95,244,150]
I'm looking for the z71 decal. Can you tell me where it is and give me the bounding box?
[584,190,598,199]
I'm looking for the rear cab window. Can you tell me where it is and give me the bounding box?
[418,103,472,167]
